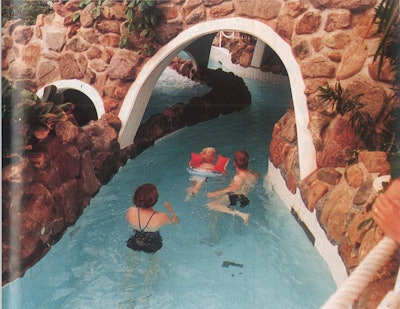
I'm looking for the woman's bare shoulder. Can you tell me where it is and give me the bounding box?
[126,206,137,216]
[155,211,173,224]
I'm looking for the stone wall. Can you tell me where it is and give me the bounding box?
[2,113,122,284]
[2,0,398,301]
[2,0,394,116]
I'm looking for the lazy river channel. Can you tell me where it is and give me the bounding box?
[2,61,336,309]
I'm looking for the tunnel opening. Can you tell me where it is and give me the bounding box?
[60,89,98,126]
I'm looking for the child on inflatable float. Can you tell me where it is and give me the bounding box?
[185,147,230,201]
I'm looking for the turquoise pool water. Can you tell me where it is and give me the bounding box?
[2,64,336,308]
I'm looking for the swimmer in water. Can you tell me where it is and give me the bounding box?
[126,183,178,253]
[206,150,258,225]
[185,147,217,201]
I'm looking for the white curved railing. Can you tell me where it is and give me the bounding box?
[218,30,236,47]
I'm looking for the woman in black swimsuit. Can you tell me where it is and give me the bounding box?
[126,183,179,253]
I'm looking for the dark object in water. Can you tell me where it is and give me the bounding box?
[222,261,243,268]
[228,194,250,208]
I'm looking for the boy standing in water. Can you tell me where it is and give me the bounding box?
[206,150,258,225]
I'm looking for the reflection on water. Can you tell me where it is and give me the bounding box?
[2,65,336,309]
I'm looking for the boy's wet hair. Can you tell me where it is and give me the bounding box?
[133,183,159,208]
[234,150,249,170]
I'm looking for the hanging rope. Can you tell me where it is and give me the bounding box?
[321,236,399,309]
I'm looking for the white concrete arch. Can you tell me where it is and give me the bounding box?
[118,17,317,179]
[37,79,105,118]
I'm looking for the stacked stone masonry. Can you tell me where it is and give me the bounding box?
[2,0,398,305]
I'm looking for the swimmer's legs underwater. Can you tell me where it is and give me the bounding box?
[207,201,249,225]
[119,250,160,308]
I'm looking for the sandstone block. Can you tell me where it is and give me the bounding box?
[317,167,342,185]
[353,175,373,206]
[346,78,387,123]
[66,36,91,52]
[45,30,66,52]
[8,60,35,79]
[337,44,367,80]
[295,11,321,35]
[209,2,234,18]
[324,189,352,242]
[309,0,376,11]
[276,15,295,41]
[184,6,206,24]
[96,21,121,35]
[324,9,351,32]
[21,44,42,66]
[58,53,84,79]
[347,211,371,246]
[338,237,359,271]
[269,135,291,168]
[284,0,309,18]
[358,151,390,174]
[303,180,329,211]
[301,56,335,78]
[358,227,384,262]
[234,0,282,20]
[324,31,351,49]
[293,39,311,60]
[316,116,361,167]
[12,26,33,45]
[345,164,364,188]
[284,146,299,194]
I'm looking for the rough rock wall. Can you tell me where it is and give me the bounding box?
[2,0,393,116]
[2,113,122,284]
[2,0,398,301]
[1,61,250,285]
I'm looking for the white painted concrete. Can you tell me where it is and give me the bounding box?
[251,39,266,67]
[265,161,348,287]
[209,46,289,85]
[36,79,105,118]
[117,17,317,180]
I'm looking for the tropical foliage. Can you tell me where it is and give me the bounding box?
[373,0,400,94]
[318,82,394,152]
[373,0,400,177]
[318,0,399,173]
[76,0,163,51]
[2,78,73,161]
[1,0,52,26]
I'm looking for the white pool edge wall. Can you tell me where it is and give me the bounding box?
[265,161,348,287]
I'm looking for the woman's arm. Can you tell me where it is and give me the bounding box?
[164,202,179,223]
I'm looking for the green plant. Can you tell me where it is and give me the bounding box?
[373,0,400,93]
[372,0,400,165]
[76,0,113,24]
[1,0,53,26]
[356,0,400,235]
[317,82,393,151]
[2,78,73,157]
[119,0,163,48]
[75,0,163,49]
